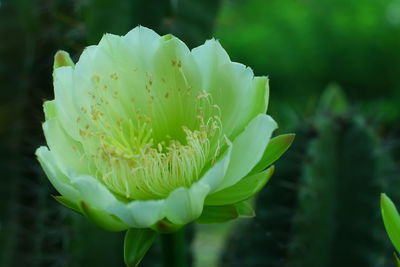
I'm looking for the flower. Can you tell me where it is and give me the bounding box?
[36,26,293,232]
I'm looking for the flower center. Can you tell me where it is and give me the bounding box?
[75,68,222,200]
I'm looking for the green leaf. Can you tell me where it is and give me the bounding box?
[124,228,157,267]
[205,166,274,206]
[80,201,127,232]
[235,201,255,218]
[381,194,400,253]
[250,134,295,174]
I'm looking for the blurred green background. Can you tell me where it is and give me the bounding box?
[1,0,400,266]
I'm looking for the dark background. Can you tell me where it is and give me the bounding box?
[1,0,400,266]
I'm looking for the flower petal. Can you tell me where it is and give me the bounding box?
[70,174,131,229]
[53,66,81,140]
[214,114,277,191]
[199,140,232,192]
[164,181,210,225]
[35,146,80,201]
[42,118,87,175]
[126,200,165,228]
[192,39,269,138]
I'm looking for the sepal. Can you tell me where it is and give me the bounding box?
[196,201,255,224]
[52,195,81,213]
[80,201,128,232]
[205,166,274,206]
[151,219,183,234]
[250,133,295,174]
[124,228,158,267]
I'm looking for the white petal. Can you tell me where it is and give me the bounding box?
[35,146,80,201]
[164,181,210,225]
[192,39,267,138]
[214,114,277,191]
[126,200,165,228]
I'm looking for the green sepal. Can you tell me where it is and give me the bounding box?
[235,201,255,218]
[124,228,158,267]
[196,201,255,224]
[53,50,74,69]
[52,195,81,213]
[205,166,274,206]
[196,205,238,224]
[151,219,183,234]
[381,194,400,253]
[79,201,127,232]
[250,133,295,174]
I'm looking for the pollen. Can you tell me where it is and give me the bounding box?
[75,69,223,200]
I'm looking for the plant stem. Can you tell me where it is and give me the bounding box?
[161,228,188,267]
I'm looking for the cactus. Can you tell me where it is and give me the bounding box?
[221,86,395,267]
[287,87,385,267]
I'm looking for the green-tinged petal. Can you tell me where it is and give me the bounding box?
[35,147,80,201]
[53,66,81,140]
[205,166,274,206]
[250,76,270,115]
[215,114,277,191]
[71,174,131,229]
[123,26,161,70]
[80,201,128,232]
[126,200,165,228]
[381,194,400,253]
[235,201,255,218]
[196,204,239,224]
[149,34,203,140]
[164,182,210,225]
[43,100,56,120]
[42,118,86,174]
[250,134,295,175]
[53,50,75,69]
[199,141,232,192]
[192,39,267,138]
[124,228,157,267]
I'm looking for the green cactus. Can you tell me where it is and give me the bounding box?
[287,87,385,267]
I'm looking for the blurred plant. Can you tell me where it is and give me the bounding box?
[215,0,400,125]
[221,85,396,267]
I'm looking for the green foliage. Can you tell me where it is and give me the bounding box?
[81,0,221,47]
[288,105,383,267]
[215,0,400,124]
